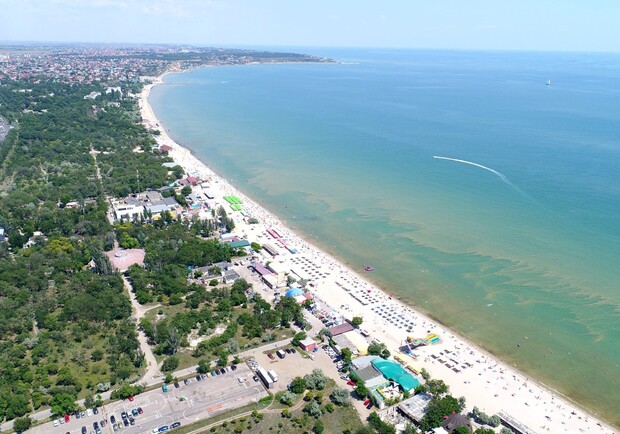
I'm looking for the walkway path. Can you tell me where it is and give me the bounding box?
[122,275,163,384]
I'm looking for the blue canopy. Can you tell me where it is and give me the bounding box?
[285,287,304,297]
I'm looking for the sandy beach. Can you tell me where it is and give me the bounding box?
[139,71,616,434]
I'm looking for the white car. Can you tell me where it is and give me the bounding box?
[54,419,60,427]
[87,409,93,417]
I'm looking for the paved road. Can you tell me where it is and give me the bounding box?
[26,365,265,434]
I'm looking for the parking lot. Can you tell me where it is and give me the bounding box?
[31,364,266,434]
[246,343,350,393]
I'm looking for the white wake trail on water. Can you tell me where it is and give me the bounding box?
[433,155,528,198]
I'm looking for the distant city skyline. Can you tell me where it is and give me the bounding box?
[1,0,619,52]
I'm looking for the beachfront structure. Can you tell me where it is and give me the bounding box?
[441,413,472,433]
[333,330,369,355]
[112,201,144,221]
[329,322,355,337]
[396,393,432,424]
[351,356,420,409]
[299,338,317,352]
[262,243,279,257]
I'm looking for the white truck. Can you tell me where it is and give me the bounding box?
[267,369,278,383]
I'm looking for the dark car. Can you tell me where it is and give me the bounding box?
[137,407,143,415]
[220,368,226,375]
[200,373,207,380]
[171,422,181,429]
[82,427,87,434]
[174,381,180,388]
[93,422,98,430]
[101,420,106,427]
[196,375,202,381]
[230,365,237,371]
[76,412,81,419]
[121,412,127,419]
[110,415,116,424]
[93,407,99,415]
[123,419,129,427]
[183,378,190,385]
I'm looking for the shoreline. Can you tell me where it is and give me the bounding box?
[140,68,616,433]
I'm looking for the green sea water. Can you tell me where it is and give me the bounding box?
[150,49,620,426]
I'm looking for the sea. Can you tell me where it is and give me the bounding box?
[149,48,620,426]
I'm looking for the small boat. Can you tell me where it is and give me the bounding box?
[546,80,551,86]
[364,265,374,271]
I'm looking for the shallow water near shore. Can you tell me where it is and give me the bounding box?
[150,49,620,426]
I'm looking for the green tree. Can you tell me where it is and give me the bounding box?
[304,369,328,390]
[425,379,449,397]
[303,400,322,418]
[474,428,496,434]
[51,393,78,416]
[292,331,307,347]
[419,395,461,432]
[329,387,351,406]
[340,347,353,364]
[289,376,306,394]
[489,415,501,427]
[279,391,296,406]
[13,417,33,433]
[351,316,363,327]
[355,383,369,398]
[368,412,396,434]
[197,359,211,374]
[162,355,179,372]
[402,424,418,434]
[313,420,325,434]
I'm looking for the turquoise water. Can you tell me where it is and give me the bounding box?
[150,49,620,425]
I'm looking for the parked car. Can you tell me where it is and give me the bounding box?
[110,415,116,424]
[81,411,86,418]
[171,422,181,429]
[65,415,70,423]
[81,426,87,434]
[219,368,226,375]
[183,378,189,385]
[196,375,202,381]
[54,420,60,427]
[231,365,237,371]
[100,420,106,427]
[137,407,143,415]
[128,395,134,402]
[87,409,93,417]
[93,407,99,415]
[159,425,169,432]
[267,353,275,360]
[174,382,180,388]
[132,409,138,417]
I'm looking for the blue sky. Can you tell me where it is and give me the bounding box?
[0,0,619,52]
